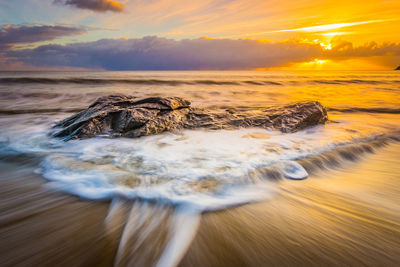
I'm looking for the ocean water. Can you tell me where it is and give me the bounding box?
[0,70,400,211]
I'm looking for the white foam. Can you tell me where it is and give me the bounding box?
[37,127,338,210]
[0,115,394,211]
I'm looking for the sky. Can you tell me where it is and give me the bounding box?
[0,0,400,70]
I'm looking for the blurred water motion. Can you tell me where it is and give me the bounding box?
[0,144,399,266]
[0,70,399,266]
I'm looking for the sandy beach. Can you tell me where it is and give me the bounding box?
[1,142,399,266]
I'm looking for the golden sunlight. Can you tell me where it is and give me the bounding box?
[272,20,389,33]
[320,32,350,37]
[319,42,332,50]
[226,19,391,39]
[271,58,389,70]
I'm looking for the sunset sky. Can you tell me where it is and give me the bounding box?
[1,0,399,70]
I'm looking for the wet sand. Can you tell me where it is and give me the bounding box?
[1,144,400,266]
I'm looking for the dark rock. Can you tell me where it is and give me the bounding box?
[52,95,328,140]
[395,66,400,70]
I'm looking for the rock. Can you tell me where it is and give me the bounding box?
[52,95,328,140]
[395,66,400,70]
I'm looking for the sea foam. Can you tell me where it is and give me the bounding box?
[0,112,396,211]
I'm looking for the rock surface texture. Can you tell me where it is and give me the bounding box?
[52,95,328,140]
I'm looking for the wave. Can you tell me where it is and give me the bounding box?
[1,104,400,116]
[249,134,398,181]
[3,77,399,86]
[327,107,400,114]
[296,137,395,175]
[0,77,191,85]
[0,108,83,115]
[0,77,283,86]
[311,79,400,85]
[2,106,400,116]
[244,81,283,85]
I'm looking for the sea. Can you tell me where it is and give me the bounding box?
[0,70,400,210]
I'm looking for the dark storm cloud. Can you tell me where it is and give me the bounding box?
[54,0,125,12]
[0,25,86,49]
[4,36,323,70]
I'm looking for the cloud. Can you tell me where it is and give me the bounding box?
[4,36,323,70]
[325,40,400,58]
[54,0,125,12]
[3,36,399,70]
[0,25,86,50]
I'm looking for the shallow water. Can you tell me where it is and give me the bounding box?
[0,70,399,266]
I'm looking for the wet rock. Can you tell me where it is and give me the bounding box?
[52,95,190,139]
[52,95,328,140]
[183,101,327,133]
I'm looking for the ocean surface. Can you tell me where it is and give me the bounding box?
[0,70,400,266]
[0,70,400,210]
